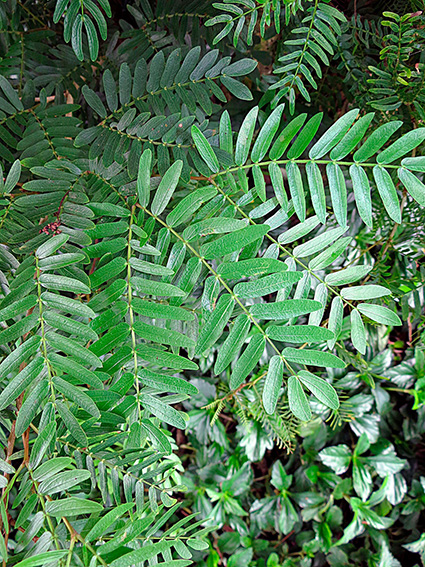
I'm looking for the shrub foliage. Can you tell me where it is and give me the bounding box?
[0,1,424,566]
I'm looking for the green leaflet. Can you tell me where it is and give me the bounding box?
[398,167,425,206]
[195,293,234,355]
[32,457,73,483]
[288,375,311,421]
[86,503,135,542]
[234,271,302,298]
[192,125,219,173]
[309,109,359,159]
[0,294,37,322]
[43,311,98,342]
[90,257,127,288]
[270,113,307,160]
[82,85,107,117]
[89,322,130,357]
[133,321,195,349]
[0,357,44,412]
[214,314,251,375]
[109,541,173,567]
[87,221,128,239]
[349,164,372,228]
[46,497,103,517]
[88,202,129,217]
[14,552,68,567]
[141,418,172,454]
[220,110,233,155]
[230,334,265,390]
[183,218,248,241]
[136,345,198,370]
[166,187,217,228]
[353,120,402,162]
[253,164,266,201]
[251,299,322,320]
[151,160,183,216]
[39,274,90,294]
[287,113,323,159]
[56,401,88,446]
[327,296,343,350]
[283,347,345,368]
[267,325,334,343]
[200,225,269,259]
[330,113,374,160]
[297,370,339,410]
[357,304,402,326]
[373,166,401,224]
[217,258,287,279]
[137,368,198,395]
[15,380,49,437]
[137,149,152,208]
[235,106,258,166]
[129,258,174,277]
[48,353,103,389]
[0,335,41,377]
[39,469,91,495]
[140,394,186,429]
[269,162,288,211]
[309,237,351,271]
[341,285,391,300]
[278,215,320,245]
[130,277,185,297]
[46,331,102,368]
[401,156,425,172]
[325,265,372,286]
[35,233,69,258]
[306,162,326,224]
[326,163,347,227]
[251,104,284,162]
[377,128,425,164]
[293,226,348,258]
[286,161,305,222]
[351,309,366,355]
[132,298,194,321]
[42,291,95,317]
[53,376,100,418]
[263,355,283,415]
